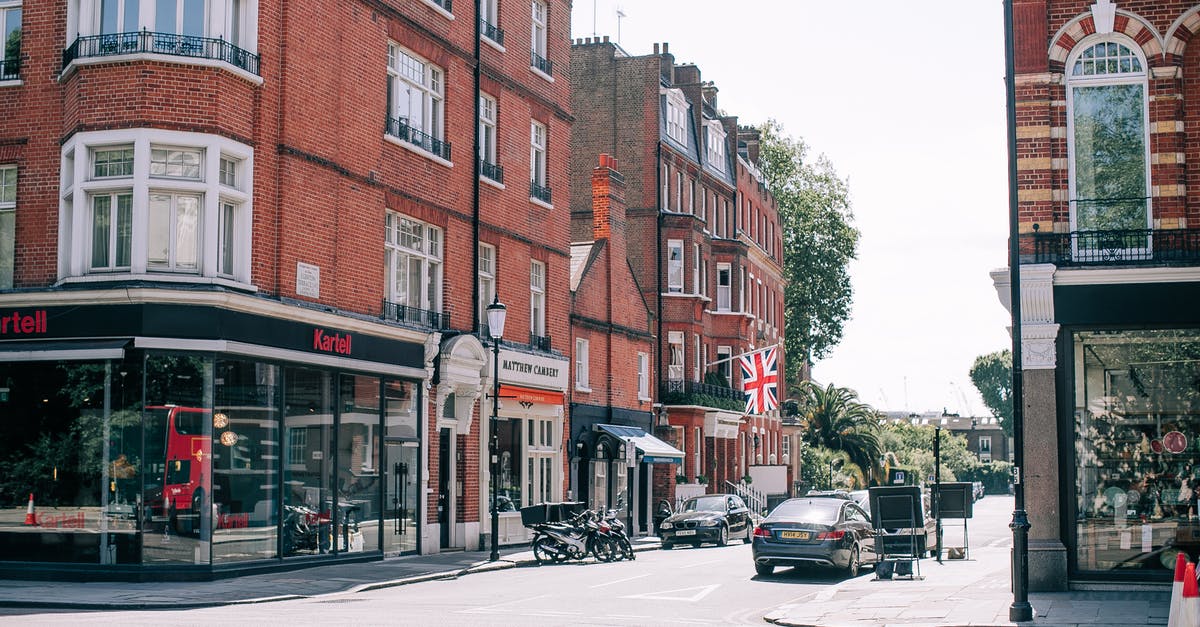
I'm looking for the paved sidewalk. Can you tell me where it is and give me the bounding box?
[763,543,1170,627]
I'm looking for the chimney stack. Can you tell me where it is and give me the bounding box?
[592,154,627,243]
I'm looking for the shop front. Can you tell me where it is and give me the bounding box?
[487,348,568,546]
[0,301,430,580]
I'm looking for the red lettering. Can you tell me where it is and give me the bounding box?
[19,315,33,333]
[313,328,352,355]
[0,310,48,336]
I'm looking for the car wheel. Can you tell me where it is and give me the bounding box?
[661,541,673,550]
[716,525,728,547]
[742,526,752,544]
[844,546,860,578]
[755,562,774,576]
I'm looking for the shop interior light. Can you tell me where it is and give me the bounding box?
[213,412,229,429]
[220,431,238,447]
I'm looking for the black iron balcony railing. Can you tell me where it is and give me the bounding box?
[480,19,505,46]
[387,117,452,161]
[530,334,552,352]
[63,31,261,76]
[0,57,18,81]
[659,380,744,411]
[382,300,450,330]
[479,158,504,184]
[531,51,553,76]
[1023,227,1200,267]
[530,181,552,204]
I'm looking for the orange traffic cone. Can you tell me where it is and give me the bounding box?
[1179,562,1200,627]
[1168,552,1188,627]
[22,493,37,526]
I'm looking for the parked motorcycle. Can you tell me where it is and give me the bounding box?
[603,509,635,561]
[529,509,609,564]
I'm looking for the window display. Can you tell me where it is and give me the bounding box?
[1075,329,1200,572]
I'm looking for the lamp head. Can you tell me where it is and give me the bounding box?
[486,296,507,340]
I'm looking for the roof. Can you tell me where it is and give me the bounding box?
[594,424,685,463]
[569,242,595,292]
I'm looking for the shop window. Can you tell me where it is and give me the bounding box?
[282,366,334,557]
[496,418,522,509]
[1073,329,1200,574]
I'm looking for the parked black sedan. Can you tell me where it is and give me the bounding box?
[751,497,876,577]
[659,494,753,549]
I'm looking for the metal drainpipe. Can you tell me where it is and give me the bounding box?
[655,141,664,412]
[472,0,483,332]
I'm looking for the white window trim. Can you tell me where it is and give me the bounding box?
[662,88,688,145]
[418,0,455,21]
[1064,34,1152,240]
[716,262,731,312]
[575,337,590,392]
[63,0,263,85]
[478,243,496,329]
[530,260,545,337]
[385,212,443,315]
[667,239,683,293]
[705,120,726,171]
[58,128,254,287]
[637,352,650,401]
[668,331,684,382]
[387,42,450,167]
[0,1,21,87]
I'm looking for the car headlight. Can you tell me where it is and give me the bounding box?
[660,521,672,529]
[698,518,719,527]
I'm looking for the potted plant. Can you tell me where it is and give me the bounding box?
[742,474,753,484]
[676,473,688,484]
[696,474,709,485]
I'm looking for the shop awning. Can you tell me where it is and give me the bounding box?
[594,424,685,464]
[499,384,563,405]
[0,339,130,361]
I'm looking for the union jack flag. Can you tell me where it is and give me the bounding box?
[740,346,779,414]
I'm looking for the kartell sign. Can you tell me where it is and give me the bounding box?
[0,310,48,336]
[312,328,352,356]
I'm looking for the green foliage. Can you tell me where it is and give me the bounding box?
[704,371,730,387]
[4,28,18,67]
[955,461,1013,495]
[756,119,858,383]
[794,381,882,479]
[660,389,743,412]
[881,421,1008,490]
[970,350,1013,436]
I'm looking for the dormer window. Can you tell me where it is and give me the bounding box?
[664,89,688,145]
[705,121,726,171]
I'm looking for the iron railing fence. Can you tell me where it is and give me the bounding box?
[63,31,261,75]
[530,181,551,204]
[387,117,452,161]
[480,19,505,46]
[1023,228,1200,266]
[0,57,18,81]
[382,300,450,330]
[479,158,504,184]
[531,51,553,76]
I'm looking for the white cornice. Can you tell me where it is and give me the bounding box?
[1052,266,1200,285]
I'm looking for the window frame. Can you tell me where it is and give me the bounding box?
[385,212,444,315]
[1064,35,1152,251]
[716,262,731,311]
[530,259,545,337]
[387,42,447,157]
[575,337,590,391]
[667,239,683,293]
[478,242,496,332]
[668,331,684,382]
[1,1,21,82]
[637,352,649,400]
[530,120,547,186]
[479,92,498,168]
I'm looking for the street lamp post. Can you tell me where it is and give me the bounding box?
[486,296,507,562]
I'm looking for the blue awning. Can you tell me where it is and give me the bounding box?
[594,424,685,464]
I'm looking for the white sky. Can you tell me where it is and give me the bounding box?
[570,0,1013,416]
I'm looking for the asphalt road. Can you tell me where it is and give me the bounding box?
[7,495,1018,626]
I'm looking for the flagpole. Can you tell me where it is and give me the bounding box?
[706,342,783,369]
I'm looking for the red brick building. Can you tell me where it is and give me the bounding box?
[570,39,785,514]
[994,0,1200,588]
[0,0,571,579]
[569,154,679,535]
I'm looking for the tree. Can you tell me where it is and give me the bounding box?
[970,350,1013,437]
[756,120,859,384]
[794,381,882,480]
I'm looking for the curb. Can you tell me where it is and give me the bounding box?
[0,540,662,610]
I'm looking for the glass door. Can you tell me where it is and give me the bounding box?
[383,379,419,554]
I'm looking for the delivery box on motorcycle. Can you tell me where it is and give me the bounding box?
[520,501,586,526]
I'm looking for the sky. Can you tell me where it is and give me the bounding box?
[569,0,1013,416]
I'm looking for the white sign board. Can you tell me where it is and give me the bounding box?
[297,262,320,298]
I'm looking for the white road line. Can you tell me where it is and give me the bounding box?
[456,594,549,614]
[679,558,723,569]
[622,583,720,602]
[589,573,652,588]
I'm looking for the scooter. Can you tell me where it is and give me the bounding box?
[603,509,635,561]
[529,510,605,564]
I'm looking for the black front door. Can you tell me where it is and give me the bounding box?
[438,428,451,548]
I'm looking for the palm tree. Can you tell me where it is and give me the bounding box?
[794,381,884,482]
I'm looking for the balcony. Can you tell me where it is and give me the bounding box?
[387,117,452,161]
[0,57,17,81]
[480,19,505,46]
[479,158,504,184]
[1023,227,1200,267]
[530,181,552,204]
[382,300,450,330]
[63,32,261,76]
[530,334,552,352]
[531,51,553,77]
[659,380,743,412]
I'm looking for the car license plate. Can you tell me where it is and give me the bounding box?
[675,529,696,536]
[780,530,810,540]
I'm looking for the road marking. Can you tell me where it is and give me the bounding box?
[679,558,722,569]
[590,573,651,588]
[457,594,549,614]
[621,583,720,602]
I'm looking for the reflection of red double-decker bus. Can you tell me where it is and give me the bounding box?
[146,405,210,534]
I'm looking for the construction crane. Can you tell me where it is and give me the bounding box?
[951,382,973,417]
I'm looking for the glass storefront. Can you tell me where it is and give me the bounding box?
[1074,329,1200,574]
[0,350,421,572]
